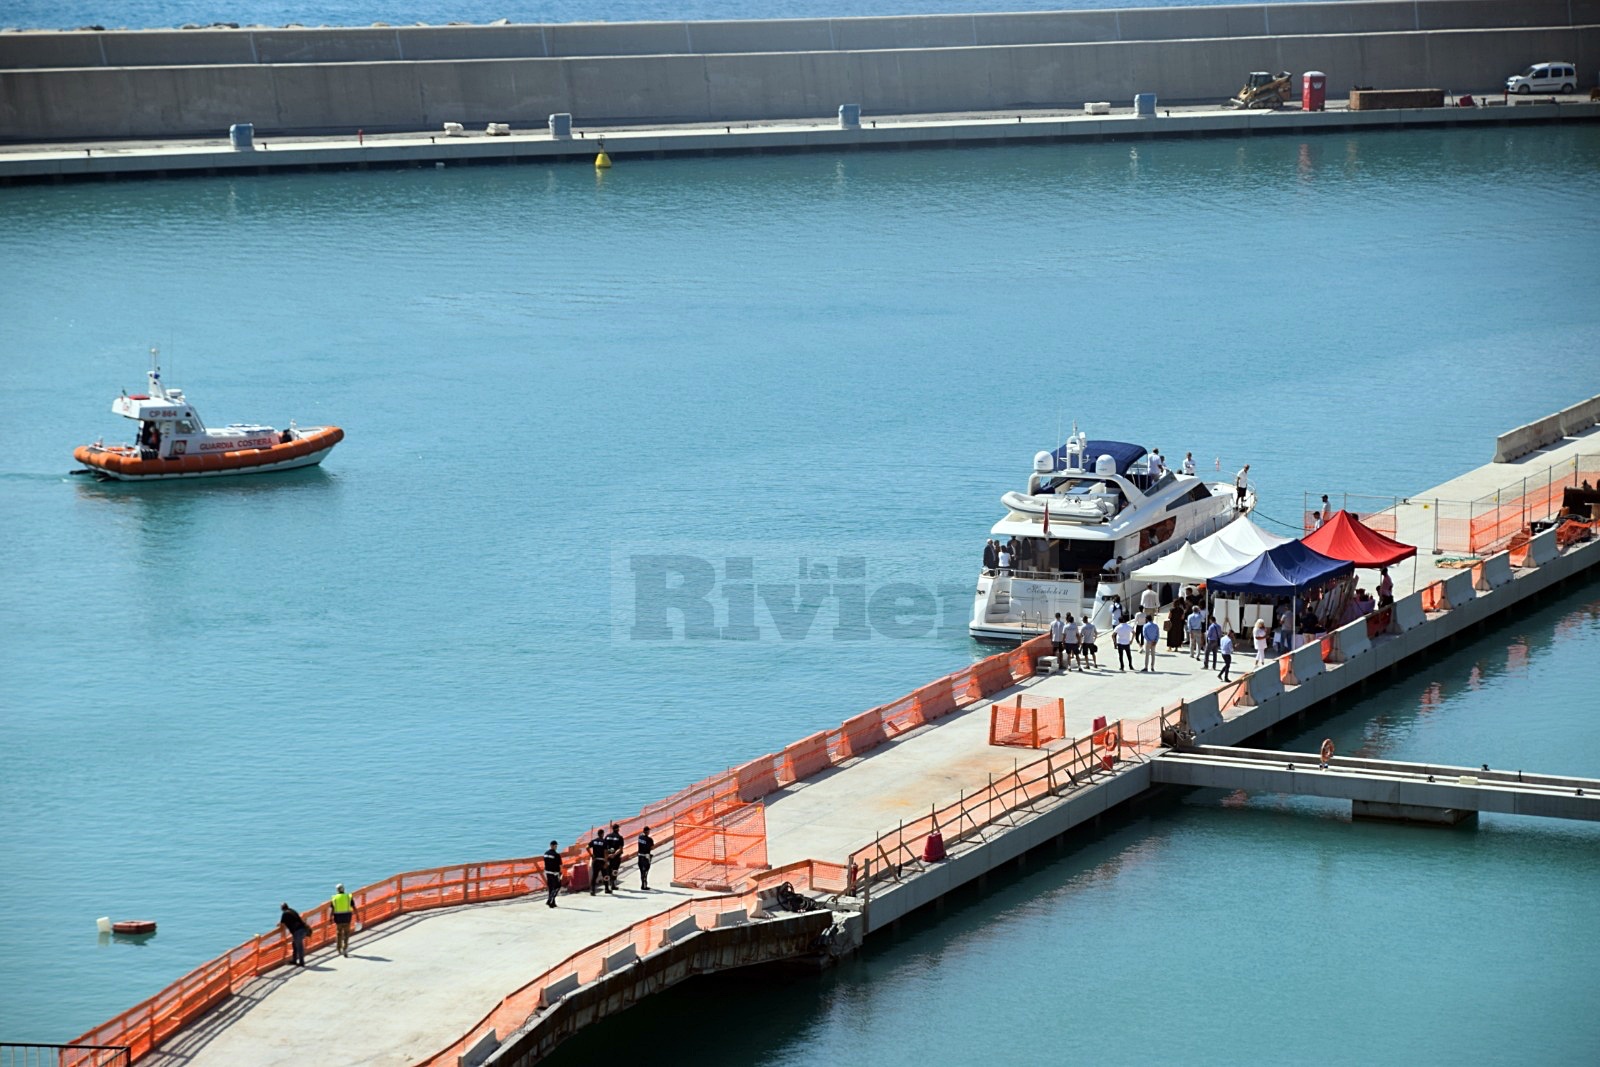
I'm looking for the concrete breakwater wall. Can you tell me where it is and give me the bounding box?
[4,27,1595,141]
[1,2,1595,141]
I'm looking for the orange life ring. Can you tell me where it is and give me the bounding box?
[1101,727,1118,749]
[1319,739,1335,763]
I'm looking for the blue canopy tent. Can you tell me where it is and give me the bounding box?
[1209,541,1356,646]
[1209,541,1354,595]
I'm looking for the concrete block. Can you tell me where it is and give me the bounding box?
[1441,569,1476,610]
[714,908,748,928]
[1495,412,1565,462]
[1329,619,1372,662]
[1557,393,1600,437]
[1526,526,1560,566]
[538,972,580,1008]
[1246,664,1284,704]
[460,1027,499,1067]
[1185,691,1222,737]
[660,915,700,946]
[1283,641,1325,685]
[1390,590,1426,632]
[602,944,638,974]
[1474,551,1514,591]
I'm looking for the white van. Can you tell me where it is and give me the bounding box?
[1506,62,1578,94]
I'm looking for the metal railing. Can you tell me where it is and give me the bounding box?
[1,1045,129,1067]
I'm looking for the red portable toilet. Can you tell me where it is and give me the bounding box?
[1303,71,1327,111]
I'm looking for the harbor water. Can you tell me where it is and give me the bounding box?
[2,124,1598,1052]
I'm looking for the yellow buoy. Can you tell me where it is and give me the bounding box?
[594,151,612,169]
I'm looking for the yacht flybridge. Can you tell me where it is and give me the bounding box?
[970,433,1250,642]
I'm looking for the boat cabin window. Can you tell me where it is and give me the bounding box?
[175,419,197,433]
[1165,483,1212,511]
[1137,517,1178,553]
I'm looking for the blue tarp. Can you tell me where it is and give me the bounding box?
[1050,439,1146,476]
[1208,540,1355,596]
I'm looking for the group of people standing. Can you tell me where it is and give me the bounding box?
[277,884,359,967]
[983,536,1024,576]
[539,824,655,908]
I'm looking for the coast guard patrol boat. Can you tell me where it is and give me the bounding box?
[72,349,343,481]
[969,433,1250,642]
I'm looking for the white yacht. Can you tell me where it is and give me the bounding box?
[969,434,1251,642]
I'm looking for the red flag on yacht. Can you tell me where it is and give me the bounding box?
[1043,502,1050,537]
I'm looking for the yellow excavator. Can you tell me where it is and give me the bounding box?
[1227,71,1293,109]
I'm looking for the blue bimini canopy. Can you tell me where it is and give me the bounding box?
[1051,439,1147,476]
[1208,541,1355,596]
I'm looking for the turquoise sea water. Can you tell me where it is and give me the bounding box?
[2,125,1599,1048]
[4,0,1322,32]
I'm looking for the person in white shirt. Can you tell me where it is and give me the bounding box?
[1186,606,1205,658]
[997,548,1011,576]
[1252,618,1269,665]
[1182,452,1196,476]
[1140,584,1160,615]
[1152,450,1166,477]
[1049,613,1066,671]
[1113,619,1135,671]
[1109,597,1123,626]
[1235,465,1250,507]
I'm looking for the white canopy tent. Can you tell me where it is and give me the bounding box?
[1205,515,1292,558]
[1129,542,1227,585]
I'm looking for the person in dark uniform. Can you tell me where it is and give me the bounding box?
[982,539,998,575]
[542,840,563,908]
[602,823,625,894]
[279,902,311,966]
[587,831,608,896]
[636,826,655,891]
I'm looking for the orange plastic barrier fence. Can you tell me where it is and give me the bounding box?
[1365,607,1393,640]
[911,676,960,723]
[673,801,770,890]
[735,754,782,803]
[75,632,1057,1063]
[874,690,925,737]
[782,730,832,783]
[1217,677,1253,715]
[1318,635,1337,664]
[1420,581,1446,612]
[839,709,888,761]
[748,858,852,897]
[1507,531,1532,568]
[988,694,1066,749]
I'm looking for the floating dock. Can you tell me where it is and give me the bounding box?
[74,412,1600,1066]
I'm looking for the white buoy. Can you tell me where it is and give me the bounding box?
[96,916,112,933]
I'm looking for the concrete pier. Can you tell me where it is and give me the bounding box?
[90,418,1600,1065]
[2,98,1596,185]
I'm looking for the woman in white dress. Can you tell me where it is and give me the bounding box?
[1252,618,1270,665]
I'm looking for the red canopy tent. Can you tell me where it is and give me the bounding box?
[1302,510,1417,567]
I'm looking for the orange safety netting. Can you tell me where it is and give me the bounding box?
[1557,519,1595,548]
[673,801,770,890]
[848,729,1114,882]
[419,892,752,1066]
[74,632,1060,1064]
[988,694,1065,749]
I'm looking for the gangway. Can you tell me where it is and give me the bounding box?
[1152,745,1600,824]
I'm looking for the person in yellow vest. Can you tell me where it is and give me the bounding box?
[330,884,357,957]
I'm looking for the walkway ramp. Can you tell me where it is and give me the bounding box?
[1152,745,1600,821]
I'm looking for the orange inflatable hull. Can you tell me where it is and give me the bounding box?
[74,426,344,480]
